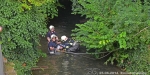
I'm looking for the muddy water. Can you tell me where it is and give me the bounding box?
[32,7,124,75]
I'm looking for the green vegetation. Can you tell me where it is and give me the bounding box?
[1,0,150,74]
[0,0,59,74]
[71,0,150,74]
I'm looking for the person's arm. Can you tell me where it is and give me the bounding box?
[50,47,55,50]
[47,37,50,42]
[56,36,59,41]
[46,32,51,42]
[56,40,61,44]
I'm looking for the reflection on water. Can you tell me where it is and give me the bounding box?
[32,52,123,75]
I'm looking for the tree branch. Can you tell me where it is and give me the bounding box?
[134,26,149,37]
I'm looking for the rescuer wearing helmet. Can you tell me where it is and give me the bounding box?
[46,25,58,42]
[48,34,63,54]
[61,35,80,52]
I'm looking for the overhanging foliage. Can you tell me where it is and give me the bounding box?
[71,0,150,73]
[0,0,59,74]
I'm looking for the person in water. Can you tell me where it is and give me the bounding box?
[47,25,58,43]
[48,34,63,54]
[61,35,80,52]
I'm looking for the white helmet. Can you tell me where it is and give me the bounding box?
[61,35,67,41]
[51,34,56,39]
[49,25,54,30]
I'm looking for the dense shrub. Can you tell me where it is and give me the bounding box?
[0,0,59,74]
[71,0,150,74]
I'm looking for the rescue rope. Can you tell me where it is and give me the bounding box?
[65,48,120,60]
[65,52,108,55]
[77,52,112,60]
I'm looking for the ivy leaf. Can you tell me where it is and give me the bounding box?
[21,3,32,10]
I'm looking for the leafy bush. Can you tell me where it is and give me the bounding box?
[0,0,59,74]
[71,0,150,73]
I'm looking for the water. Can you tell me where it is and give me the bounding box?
[32,42,123,75]
[32,7,124,75]
[32,52,122,75]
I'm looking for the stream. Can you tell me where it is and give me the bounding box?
[32,4,124,75]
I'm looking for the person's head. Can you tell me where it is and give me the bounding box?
[51,34,56,41]
[49,25,54,31]
[61,35,68,41]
